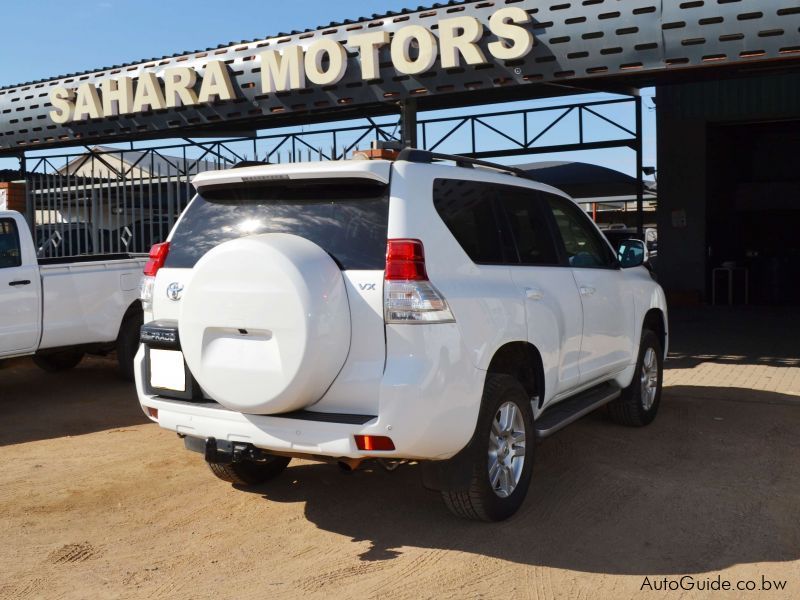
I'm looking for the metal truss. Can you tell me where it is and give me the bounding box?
[25,96,638,173]
[21,95,646,257]
[420,98,638,159]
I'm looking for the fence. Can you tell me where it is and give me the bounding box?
[21,96,640,257]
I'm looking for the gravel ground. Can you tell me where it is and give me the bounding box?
[1,339,799,599]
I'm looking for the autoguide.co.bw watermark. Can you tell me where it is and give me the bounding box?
[640,574,788,593]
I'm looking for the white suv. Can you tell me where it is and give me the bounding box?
[135,149,667,521]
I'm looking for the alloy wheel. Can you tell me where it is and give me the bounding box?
[488,401,526,498]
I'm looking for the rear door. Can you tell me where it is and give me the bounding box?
[0,217,40,355]
[150,177,390,413]
[543,193,634,384]
[430,179,584,404]
[497,187,583,402]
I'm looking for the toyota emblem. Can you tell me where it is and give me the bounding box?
[166,282,184,301]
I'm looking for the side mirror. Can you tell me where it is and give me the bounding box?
[618,239,648,268]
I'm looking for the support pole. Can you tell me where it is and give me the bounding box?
[399,99,418,149]
[635,96,644,237]
[18,153,34,235]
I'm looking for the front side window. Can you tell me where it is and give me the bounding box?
[545,194,616,269]
[0,219,22,268]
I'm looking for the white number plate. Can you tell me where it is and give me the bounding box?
[149,349,186,392]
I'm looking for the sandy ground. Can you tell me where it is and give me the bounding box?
[2,339,800,598]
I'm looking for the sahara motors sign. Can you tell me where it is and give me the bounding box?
[49,7,531,124]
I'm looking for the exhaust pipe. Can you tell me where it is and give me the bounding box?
[337,458,363,472]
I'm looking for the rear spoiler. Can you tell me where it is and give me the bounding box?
[192,160,391,192]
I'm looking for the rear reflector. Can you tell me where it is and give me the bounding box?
[144,242,170,277]
[146,407,159,420]
[354,435,395,451]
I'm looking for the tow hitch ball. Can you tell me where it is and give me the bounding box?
[204,437,265,464]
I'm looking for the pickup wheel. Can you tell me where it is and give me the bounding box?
[32,350,85,372]
[441,374,535,522]
[608,329,663,427]
[116,311,143,381]
[208,457,291,486]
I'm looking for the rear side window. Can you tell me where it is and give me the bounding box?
[0,218,21,268]
[499,193,560,266]
[433,179,505,264]
[164,179,389,270]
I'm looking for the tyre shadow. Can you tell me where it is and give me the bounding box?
[0,356,148,446]
[243,386,800,575]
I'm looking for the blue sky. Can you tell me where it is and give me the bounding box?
[0,0,656,174]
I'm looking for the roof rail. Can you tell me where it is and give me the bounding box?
[395,148,532,180]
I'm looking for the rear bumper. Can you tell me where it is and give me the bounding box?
[141,395,380,459]
[135,323,486,461]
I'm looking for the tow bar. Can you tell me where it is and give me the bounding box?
[184,436,270,464]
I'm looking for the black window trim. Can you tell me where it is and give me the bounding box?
[0,217,22,269]
[543,192,621,271]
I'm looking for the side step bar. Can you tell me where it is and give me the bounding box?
[534,382,621,439]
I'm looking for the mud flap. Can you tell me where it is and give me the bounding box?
[420,434,480,492]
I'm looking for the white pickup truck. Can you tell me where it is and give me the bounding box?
[0,210,146,379]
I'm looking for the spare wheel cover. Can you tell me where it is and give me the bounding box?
[179,233,351,414]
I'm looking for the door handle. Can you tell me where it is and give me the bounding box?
[525,288,544,301]
[579,286,596,296]
[8,280,31,287]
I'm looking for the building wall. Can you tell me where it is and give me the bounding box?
[0,182,26,213]
[655,72,800,303]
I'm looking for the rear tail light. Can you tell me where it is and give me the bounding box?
[141,242,170,311]
[384,239,455,324]
[144,242,170,277]
[385,239,427,281]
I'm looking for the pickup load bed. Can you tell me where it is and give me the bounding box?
[0,210,146,378]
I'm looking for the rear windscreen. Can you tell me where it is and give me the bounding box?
[164,178,389,270]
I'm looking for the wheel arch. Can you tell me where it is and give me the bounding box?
[486,341,545,409]
[117,300,143,339]
[642,308,666,358]
[421,341,544,493]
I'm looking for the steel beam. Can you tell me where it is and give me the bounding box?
[400,99,418,149]
[636,97,644,237]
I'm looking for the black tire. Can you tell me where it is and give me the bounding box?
[208,456,291,486]
[441,374,535,522]
[116,311,143,381]
[33,349,85,372]
[608,329,663,427]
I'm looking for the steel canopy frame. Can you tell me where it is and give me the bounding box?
[22,94,648,246]
[24,96,642,167]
